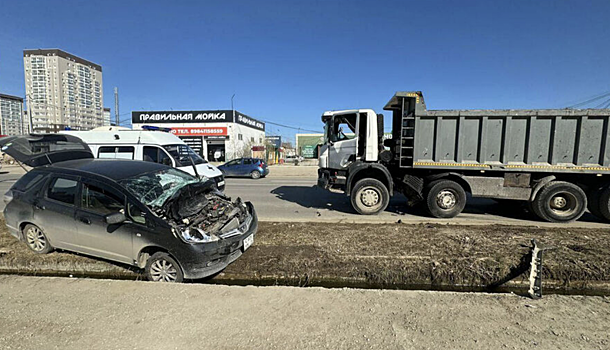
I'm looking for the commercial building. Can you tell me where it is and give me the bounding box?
[0,93,24,136]
[296,133,323,158]
[132,110,265,162]
[23,49,104,132]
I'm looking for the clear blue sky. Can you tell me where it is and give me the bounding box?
[1,0,609,142]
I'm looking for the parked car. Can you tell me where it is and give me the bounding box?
[61,128,225,191]
[1,134,257,282]
[218,158,269,179]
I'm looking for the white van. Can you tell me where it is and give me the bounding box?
[61,127,225,190]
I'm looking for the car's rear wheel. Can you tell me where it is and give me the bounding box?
[251,170,261,179]
[145,252,184,283]
[23,224,53,254]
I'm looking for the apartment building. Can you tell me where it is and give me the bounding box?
[23,49,104,132]
[0,93,24,136]
[103,107,111,126]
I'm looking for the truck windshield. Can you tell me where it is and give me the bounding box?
[163,144,207,166]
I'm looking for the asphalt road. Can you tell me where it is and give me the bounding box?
[223,176,610,228]
[1,276,608,350]
[1,166,609,228]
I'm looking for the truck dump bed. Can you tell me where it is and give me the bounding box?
[384,92,610,174]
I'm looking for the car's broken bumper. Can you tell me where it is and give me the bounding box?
[174,202,258,279]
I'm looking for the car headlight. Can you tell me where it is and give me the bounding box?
[179,227,219,243]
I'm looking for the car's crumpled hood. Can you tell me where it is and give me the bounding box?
[160,179,250,237]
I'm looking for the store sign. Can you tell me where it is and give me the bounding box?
[133,110,266,132]
[235,113,265,131]
[178,136,204,156]
[205,135,229,140]
[132,111,231,124]
[302,145,316,158]
[266,136,282,148]
[170,127,228,136]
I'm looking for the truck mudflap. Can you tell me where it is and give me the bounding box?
[397,173,424,204]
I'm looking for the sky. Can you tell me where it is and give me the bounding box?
[1,0,609,142]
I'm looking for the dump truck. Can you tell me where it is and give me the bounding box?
[317,91,610,222]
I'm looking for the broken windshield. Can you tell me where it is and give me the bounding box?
[118,168,199,208]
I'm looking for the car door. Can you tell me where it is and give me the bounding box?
[241,158,253,176]
[73,178,134,264]
[34,175,80,250]
[223,159,241,176]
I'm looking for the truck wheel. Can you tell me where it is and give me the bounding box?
[597,186,610,221]
[425,180,467,218]
[532,181,587,223]
[350,178,390,215]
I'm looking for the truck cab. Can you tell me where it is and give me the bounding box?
[319,109,380,170]
[318,109,394,215]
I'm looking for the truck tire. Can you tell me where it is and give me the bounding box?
[424,180,467,218]
[597,186,610,221]
[532,181,587,223]
[350,178,390,215]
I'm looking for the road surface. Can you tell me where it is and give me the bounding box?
[1,166,609,227]
[223,176,610,227]
[0,276,608,350]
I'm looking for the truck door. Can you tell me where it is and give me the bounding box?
[328,113,358,169]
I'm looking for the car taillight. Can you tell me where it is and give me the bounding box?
[4,190,13,204]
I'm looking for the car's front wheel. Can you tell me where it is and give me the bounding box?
[145,252,184,283]
[23,224,53,254]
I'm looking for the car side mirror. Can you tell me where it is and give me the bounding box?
[105,212,127,225]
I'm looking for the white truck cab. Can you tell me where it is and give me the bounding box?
[319,109,380,171]
[61,127,225,190]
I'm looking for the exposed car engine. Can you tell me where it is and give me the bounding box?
[158,181,250,242]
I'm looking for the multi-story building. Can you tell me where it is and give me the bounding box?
[103,107,111,126]
[0,93,24,136]
[23,49,104,132]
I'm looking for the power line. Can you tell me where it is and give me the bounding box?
[594,97,610,109]
[258,119,321,133]
[567,91,610,108]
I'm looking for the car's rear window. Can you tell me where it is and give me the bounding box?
[11,171,47,192]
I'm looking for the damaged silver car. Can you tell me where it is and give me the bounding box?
[2,134,257,282]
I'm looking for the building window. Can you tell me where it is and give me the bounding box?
[251,137,254,142]
[238,134,243,141]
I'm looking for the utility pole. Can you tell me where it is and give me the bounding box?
[114,87,119,126]
[231,94,236,121]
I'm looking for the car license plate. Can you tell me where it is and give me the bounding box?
[243,234,254,251]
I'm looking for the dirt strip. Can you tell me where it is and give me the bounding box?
[1,220,609,294]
